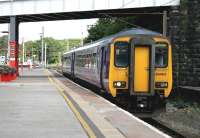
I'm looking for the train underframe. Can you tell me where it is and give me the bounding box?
[62,72,166,116]
[115,91,166,114]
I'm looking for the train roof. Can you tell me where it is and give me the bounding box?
[63,28,162,55]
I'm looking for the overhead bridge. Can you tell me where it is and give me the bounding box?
[0,0,180,23]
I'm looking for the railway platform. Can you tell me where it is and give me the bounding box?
[0,68,171,138]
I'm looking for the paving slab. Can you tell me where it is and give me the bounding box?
[49,69,171,138]
[0,68,87,138]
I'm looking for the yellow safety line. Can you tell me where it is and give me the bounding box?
[45,70,96,138]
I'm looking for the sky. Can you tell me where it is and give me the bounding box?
[0,19,98,43]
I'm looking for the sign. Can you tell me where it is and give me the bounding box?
[9,40,18,75]
[0,56,5,65]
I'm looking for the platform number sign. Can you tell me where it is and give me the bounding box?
[9,40,18,74]
[9,41,16,59]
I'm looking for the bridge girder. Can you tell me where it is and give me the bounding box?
[0,6,171,23]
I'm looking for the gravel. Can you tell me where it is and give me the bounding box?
[154,99,200,138]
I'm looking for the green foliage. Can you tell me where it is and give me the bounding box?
[44,37,62,64]
[84,17,136,43]
[0,35,8,55]
[23,38,81,64]
[24,40,41,61]
[59,39,81,51]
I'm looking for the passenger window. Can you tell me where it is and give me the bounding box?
[114,42,129,67]
[155,43,168,68]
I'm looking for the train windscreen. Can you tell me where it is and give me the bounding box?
[114,42,129,67]
[155,43,168,68]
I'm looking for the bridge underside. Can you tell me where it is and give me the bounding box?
[0,6,170,23]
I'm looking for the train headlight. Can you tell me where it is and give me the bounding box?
[113,81,126,88]
[117,82,121,87]
[155,82,168,88]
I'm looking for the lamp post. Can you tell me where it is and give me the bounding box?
[40,27,44,68]
[81,32,84,46]
[44,43,47,68]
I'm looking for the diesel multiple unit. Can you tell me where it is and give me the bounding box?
[62,28,172,112]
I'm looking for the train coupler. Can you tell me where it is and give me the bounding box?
[134,96,153,113]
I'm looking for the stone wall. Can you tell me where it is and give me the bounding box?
[169,0,200,88]
[168,6,181,88]
[184,0,200,86]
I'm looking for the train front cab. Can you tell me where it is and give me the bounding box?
[109,36,172,112]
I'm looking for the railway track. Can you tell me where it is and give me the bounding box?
[141,118,186,138]
[53,68,186,138]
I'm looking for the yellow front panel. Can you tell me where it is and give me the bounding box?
[108,37,130,97]
[153,37,173,97]
[134,47,149,92]
[108,36,173,98]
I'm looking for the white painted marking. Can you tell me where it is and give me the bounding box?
[9,58,15,61]
[0,82,51,86]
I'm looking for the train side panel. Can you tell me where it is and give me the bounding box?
[100,45,111,92]
[62,54,73,75]
[74,47,100,87]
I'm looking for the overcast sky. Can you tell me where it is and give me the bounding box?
[0,19,98,43]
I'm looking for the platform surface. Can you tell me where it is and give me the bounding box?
[49,69,171,138]
[0,68,87,138]
[0,68,171,138]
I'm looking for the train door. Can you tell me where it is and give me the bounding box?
[100,46,109,90]
[129,38,155,95]
[134,47,149,92]
[99,47,104,89]
[71,53,75,78]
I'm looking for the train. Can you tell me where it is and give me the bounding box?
[62,28,172,113]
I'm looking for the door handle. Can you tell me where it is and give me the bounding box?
[145,67,155,70]
[145,67,150,70]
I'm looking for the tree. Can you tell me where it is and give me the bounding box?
[23,38,81,64]
[59,39,81,51]
[44,37,62,64]
[0,35,8,55]
[84,17,136,43]
[22,40,41,62]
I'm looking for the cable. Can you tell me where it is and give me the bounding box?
[99,0,172,30]
[121,0,178,8]
[161,0,178,6]
[99,13,145,29]
[120,0,137,8]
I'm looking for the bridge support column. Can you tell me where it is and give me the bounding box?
[168,6,181,89]
[9,16,19,75]
[162,10,167,37]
